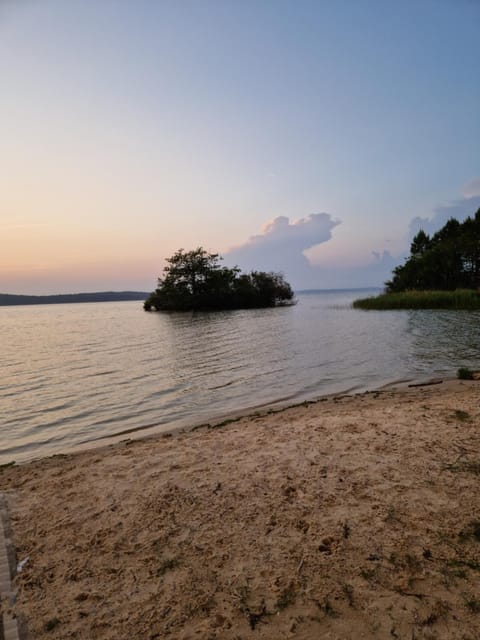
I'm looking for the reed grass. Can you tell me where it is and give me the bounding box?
[353,289,480,310]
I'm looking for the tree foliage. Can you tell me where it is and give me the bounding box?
[144,248,294,311]
[386,209,480,292]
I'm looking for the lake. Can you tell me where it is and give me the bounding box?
[1,290,479,463]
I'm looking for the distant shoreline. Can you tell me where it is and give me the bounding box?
[0,291,149,306]
[0,288,381,307]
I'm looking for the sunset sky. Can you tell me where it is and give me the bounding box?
[1,0,479,294]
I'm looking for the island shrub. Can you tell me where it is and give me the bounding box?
[457,367,475,380]
[144,248,295,312]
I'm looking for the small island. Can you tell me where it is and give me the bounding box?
[144,248,294,311]
[354,208,480,310]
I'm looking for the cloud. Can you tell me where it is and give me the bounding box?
[312,249,400,290]
[232,213,340,252]
[409,194,480,238]
[225,213,340,288]
[462,176,480,198]
[224,180,480,290]
[225,213,402,289]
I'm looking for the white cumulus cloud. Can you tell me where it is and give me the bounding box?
[225,214,340,288]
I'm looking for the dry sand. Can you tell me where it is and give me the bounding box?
[1,379,479,639]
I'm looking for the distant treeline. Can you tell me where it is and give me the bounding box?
[354,208,480,310]
[0,292,149,306]
[386,208,480,292]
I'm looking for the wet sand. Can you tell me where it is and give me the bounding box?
[1,379,479,639]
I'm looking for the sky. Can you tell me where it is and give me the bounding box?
[1,0,479,294]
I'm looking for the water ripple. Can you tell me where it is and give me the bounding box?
[2,293,479,463]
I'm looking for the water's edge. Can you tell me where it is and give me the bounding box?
[2,292,478,464]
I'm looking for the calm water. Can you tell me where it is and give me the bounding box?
[1,290,479,463]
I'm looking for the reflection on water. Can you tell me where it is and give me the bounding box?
[405,310,480,370]
[1,292,478,463]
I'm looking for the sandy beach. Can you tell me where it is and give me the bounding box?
[1,379,479,639]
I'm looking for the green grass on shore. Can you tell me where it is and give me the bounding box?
[353,289,480,310]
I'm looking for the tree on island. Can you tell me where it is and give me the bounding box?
[144,248,295,311]
[386,208,480,292]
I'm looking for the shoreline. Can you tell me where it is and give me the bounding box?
[1,374,452,467]
[1,379,479,638]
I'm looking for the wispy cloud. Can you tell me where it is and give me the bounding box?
[2,223,49,230]
[462,176,480,198]
[409,194,480,238]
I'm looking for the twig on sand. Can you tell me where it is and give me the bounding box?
[408,380,443,388]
